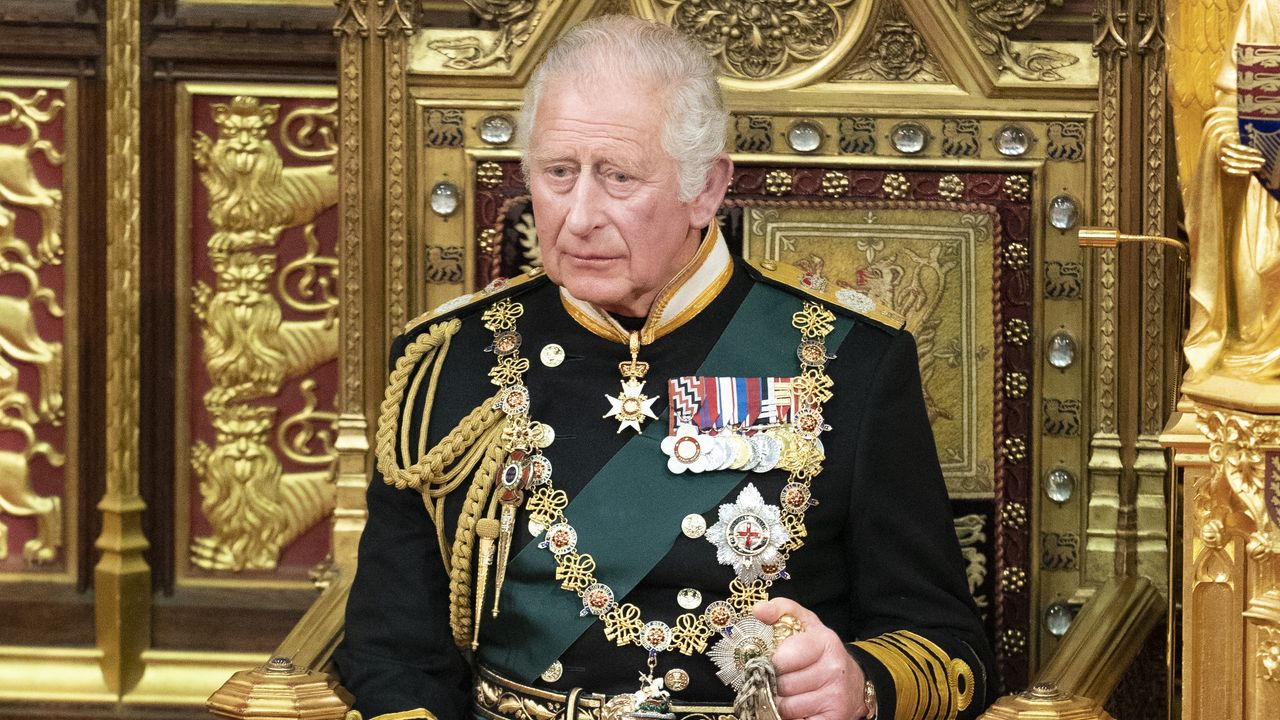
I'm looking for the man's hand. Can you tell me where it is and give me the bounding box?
[754,598,870,720]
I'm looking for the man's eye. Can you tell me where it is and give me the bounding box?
[610,172,630,183]
[549,167,570,178]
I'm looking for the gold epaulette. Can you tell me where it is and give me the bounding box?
[403,268,547,334]
[745,258,906,330]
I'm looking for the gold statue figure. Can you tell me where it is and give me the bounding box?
[1172,0,1280,397]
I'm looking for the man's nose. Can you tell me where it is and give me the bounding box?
[563,174,605,237]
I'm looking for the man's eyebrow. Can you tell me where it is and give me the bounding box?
[528,150,577,165]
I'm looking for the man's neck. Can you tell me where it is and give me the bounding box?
[558,224,733,345]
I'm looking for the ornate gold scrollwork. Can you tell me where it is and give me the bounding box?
[1196,407,1280,559]
[658,0,858,79]
[428,1,544,71]
[189,95,340,572]
[838,0,947,82]
[965,0,1080,81]
[0,86,67,566]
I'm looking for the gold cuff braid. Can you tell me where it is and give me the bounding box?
[852,631,974,720]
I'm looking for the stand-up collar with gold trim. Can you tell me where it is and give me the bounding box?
[560,225,733,345]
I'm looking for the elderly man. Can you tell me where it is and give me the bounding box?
[336,15,993,720]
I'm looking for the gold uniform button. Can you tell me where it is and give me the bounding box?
[664,668,690,692]
[681,513,706,539]
[540,343,565,367]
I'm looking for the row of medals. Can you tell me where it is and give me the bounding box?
[481,302,831,720]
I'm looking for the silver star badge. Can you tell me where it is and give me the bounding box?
[706,483,789,583]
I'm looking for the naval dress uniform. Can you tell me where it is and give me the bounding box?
[335,225,995,720]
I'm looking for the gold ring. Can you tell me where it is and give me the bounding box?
[772,613,805,645]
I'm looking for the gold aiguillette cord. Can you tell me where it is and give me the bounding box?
[492,500,519,616]
[473,517,500,649]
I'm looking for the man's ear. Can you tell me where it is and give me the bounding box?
[688,154,734,229]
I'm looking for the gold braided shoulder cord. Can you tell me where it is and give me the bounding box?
[438,299,552,650]
[372,309,528,650]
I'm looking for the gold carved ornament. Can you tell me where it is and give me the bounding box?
[189,95,341,572]
[1196,407,1280,559]
[965,0,1080,81]
[654,0,856,80]
[838,0,947,83]
[0,86,68,565]
[427,1,544,70]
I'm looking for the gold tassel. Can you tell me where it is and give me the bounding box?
[472,518,500,650]
[491,502,519,617]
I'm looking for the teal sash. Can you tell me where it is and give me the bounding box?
[478,284,855,681]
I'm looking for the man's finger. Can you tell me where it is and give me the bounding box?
[775,663,829,697]
[770,629,826,673]
[752,596,821,627]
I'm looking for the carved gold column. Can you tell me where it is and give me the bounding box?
[97,0,150,694]
[334,0,406,572]
[332,0,373,573]
[1086,0,1127,587]
[1134,0,1172,594]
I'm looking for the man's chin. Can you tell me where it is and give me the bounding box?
[560,277,642,316]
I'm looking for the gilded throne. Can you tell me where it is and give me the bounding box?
[205,1,1180,718]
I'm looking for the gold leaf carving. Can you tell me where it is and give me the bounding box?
[1196,407,1280,559]
[966,0,1081,81]
[193,97,338,238]
[190,94,340,572]
[0,89,65,266]
[277,379,339,466]
[1260,626,1280,682]
[838,0,947,83]
[281,101,339,161]
[661,0,858,80]
[427,1,543,70]
[0,85,67,566]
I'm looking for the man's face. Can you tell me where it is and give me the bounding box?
[527,77,704,317]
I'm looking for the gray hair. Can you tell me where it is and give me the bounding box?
[517,15,727,202]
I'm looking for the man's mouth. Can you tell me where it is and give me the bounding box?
[564,252,621,263]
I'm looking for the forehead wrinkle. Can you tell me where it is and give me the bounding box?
[531,127,653,171]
